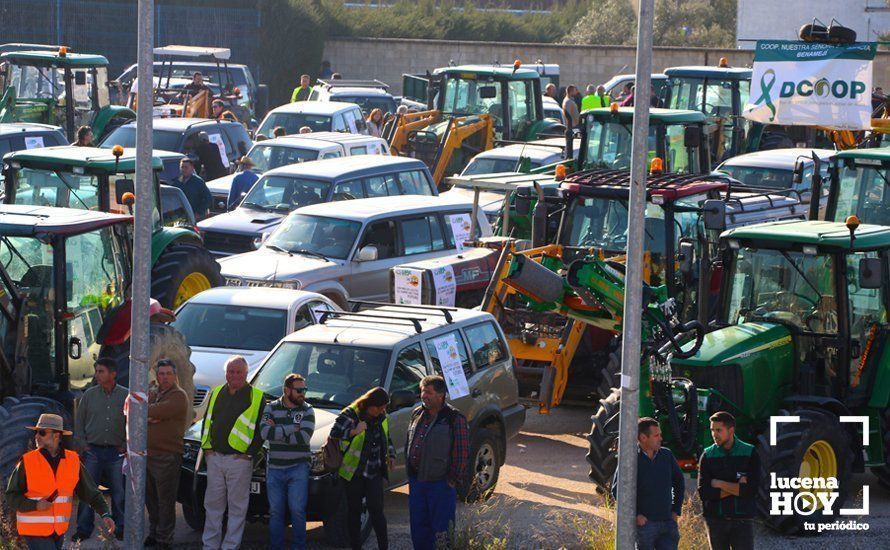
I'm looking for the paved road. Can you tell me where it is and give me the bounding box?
[72,406,889,549]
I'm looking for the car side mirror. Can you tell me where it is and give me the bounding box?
[792,159,805,185]
[678,240,695,275]
[859,257,883,289]
[356,245,378,262]
[683,126,701,148]
[388,389,417,412]
[702,199,726,232]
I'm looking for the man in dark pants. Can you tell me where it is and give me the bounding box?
[406,375,469,550]
[562,85,580,160]
[698,411,759,550]
[614,418,684,549]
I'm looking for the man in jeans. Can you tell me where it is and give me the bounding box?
[201,356,265,550]
[72,358,127,543]
[698,411,759,550]
[405,375,469,550]
[145,359,190,549]
[613,418,684,550]
[259,373,315,549]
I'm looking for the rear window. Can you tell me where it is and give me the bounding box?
[461,157,521,176]
[101,127,182,151]
[398,169,435,195]
[258,113,332,136]
[247,144,318,172]
[401,215,446,255]
[172,304,287,351]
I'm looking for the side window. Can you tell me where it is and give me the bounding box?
[353,111,368,133]
[332,179,366,200]
[332,114,348,132]
[294,304,314,332]
[464,322,507,370]
[307,300,335,323]
[350,146,367,156]
[321,151,341,159]
[390,343,428,394]
[343,110,359,133]
[358,220,397,259]
[398,170,435,196]
[401,215,445,255]
[365,174,400,197]
[424,330,473,378]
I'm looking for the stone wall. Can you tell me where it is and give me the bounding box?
[322,37,890,94]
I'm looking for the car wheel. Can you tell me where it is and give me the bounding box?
[459,427,501,503]
[181,500,205,531]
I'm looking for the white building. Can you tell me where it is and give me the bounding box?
[736,0,890,48]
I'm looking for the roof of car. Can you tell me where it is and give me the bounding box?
[5,145,165,172]
[472,142,564,163]
[266,101,362,116]
[279,305,494,347]
[327,88,393,98]
[0,123,65,136]
[0,204,130,235]
[120,117,239,131]
[262,154,426,181]
[719,148,836,170]
[177,287,329,310]
[293,195,472,222]
[252,132,385,151]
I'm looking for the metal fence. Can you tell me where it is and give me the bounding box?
[0,0,261,79]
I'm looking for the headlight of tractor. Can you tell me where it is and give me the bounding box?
[310,450,326,475]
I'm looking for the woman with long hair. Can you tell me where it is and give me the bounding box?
[330,386,394,550]
[366,108,384,137]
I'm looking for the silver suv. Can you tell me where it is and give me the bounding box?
[177,303,525,546]
[219,195,492,307]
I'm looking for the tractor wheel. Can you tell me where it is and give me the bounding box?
[0,396,70,484]
[586,388,621,492]
[869,407,890,488]
[151,243,222,309]
[755,408,853,534]
[595,351,621,401]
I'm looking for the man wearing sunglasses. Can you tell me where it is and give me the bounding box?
[4,413,115,549]
[259,373,316,549]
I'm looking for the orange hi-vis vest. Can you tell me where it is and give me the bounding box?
[16,449,80,537]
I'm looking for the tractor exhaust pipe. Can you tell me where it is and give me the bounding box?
[531,181,547,248]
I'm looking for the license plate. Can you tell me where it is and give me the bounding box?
[250,482,261,494]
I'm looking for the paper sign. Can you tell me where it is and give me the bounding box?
[207,133,230,168]
[347,117,358,134]
[448,213,473,252]
[431,265,456,307]
[432,334,470,399]
[393,268,423,304]
[24,136,44,150]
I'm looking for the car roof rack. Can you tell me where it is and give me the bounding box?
[317,79,389,90]
[348,300,456,324]
[315,309,426,333]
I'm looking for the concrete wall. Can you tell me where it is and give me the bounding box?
[322,37,890,95]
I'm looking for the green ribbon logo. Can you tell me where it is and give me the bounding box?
[754,69,777,121]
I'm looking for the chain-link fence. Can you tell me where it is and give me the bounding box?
[0,0,261,78]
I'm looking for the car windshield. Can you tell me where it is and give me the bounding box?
[242,175,330,212]
[252,341,390,408]
[258,113,332,136]
[723,247,837,333]
[246,144,319,173]
[461,157,523,176]
[172,303,288,351]
[832,163,890,225]
[267,214,361,260]
[335,96,397,116]
[100,127,182,151]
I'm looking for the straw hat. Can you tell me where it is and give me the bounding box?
[238,155,255,168]
[26,413,72,435]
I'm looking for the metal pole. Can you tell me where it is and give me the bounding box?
[615,0,655,548]
[125,0,153,547]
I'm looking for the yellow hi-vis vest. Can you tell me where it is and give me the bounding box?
[201,385,264,453]
[582,94,610,111]
[291,85,313,103]
[338,405,390,481]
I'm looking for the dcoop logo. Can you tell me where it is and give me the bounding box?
[779,78,867,100]
[768,416,870,533]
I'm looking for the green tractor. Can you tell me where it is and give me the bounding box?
[0,205,136,481]
[0,48,135,143]
[587,217,890,532]
[814,146,890,225]
[2,146,223,308]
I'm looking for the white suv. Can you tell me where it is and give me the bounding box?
[219,195,491,306]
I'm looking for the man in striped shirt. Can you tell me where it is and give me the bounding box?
[260,373,315,549]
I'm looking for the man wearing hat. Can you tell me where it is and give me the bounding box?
[226,155,259,210]
[4,414,115,549]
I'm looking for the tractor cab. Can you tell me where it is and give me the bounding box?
[2,146,222,308]
[579,107,709,174]
[819,147,890,225]
[0,205,132,396]
[0,48,134,142]
[403,63,564,142]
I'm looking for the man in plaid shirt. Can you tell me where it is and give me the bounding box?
[405,375,469,550]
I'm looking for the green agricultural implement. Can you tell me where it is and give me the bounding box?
[0,48,135,142]
[586,217,890,533]
[2,146,223,309]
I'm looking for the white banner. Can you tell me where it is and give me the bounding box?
[743,40,876,130]
[393,268,423,304]
[432,334,469,399]
[431,265,456,307]
[448,213,473,252]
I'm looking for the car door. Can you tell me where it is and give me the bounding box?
[462,321,515,411]
[345,219,399,300]
[384,342,429,485]
[422,330,476,419]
